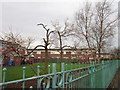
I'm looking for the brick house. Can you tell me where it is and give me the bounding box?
[0,40,26,66]
[27,48,96,63]
[96,53,114,60]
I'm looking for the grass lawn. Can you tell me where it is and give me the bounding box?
[3,63,89,82]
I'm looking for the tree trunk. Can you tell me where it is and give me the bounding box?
[60,49,63,71]
[98,48,101,59]
[44,47,48,74]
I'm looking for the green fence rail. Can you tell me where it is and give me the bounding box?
[0,60,120,89]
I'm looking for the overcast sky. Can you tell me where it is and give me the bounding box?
[0,0,119,48]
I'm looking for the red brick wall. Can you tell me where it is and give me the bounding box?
[4,56,10,66]
[13,56,21,66]
[27,58,34,64]
[32,51,96,63]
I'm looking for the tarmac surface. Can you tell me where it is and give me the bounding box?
[107,67,120,89]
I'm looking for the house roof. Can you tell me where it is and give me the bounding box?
[27,48,96,51]
[96,53,114,55]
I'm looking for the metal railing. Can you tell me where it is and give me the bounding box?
[0,60,120,89]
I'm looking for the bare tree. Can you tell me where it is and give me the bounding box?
[111,47,120,59]
[52,19,74,68]
[0,32,39,75]
[25,37,35,49]
[0,32,34,56]
[91,0,117,57]
[75,2,96,61]
[75,2,93,49]
[37,23,54,74]
[75,0,117,60]
[0,32,35,49]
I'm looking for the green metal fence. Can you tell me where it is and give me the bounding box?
[0,60,120,89]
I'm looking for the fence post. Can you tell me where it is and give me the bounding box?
[2,68,7,83]
[101,61,104,88]
[61,63,64,88]
[48,65,50,74]
[66,64,67,71]
[2,68,7,90]
[90,61,95,88]
[93,61,95,88]
[37,65,40,89]
[37,65,40,76]
[117,60,119,69]
[30,86,33,89]
[118,60,119,67]
[52,63,56,88]
[118,60,119,68]
[22,67,26,90]
[89,62,91,88]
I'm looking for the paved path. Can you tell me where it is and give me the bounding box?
[107,67,120,89]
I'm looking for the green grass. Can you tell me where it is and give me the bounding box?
[3,63,89,82]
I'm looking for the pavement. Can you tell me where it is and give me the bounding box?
[107,67,120,89]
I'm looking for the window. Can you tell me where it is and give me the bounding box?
[71,52,76,54]
[89,57,93,60]
[64,57,68,59]
[63,51,66,54]
[50,51,59,54]
[81,52,85,54]
[37,51,41,54]
[38,57,41,58]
